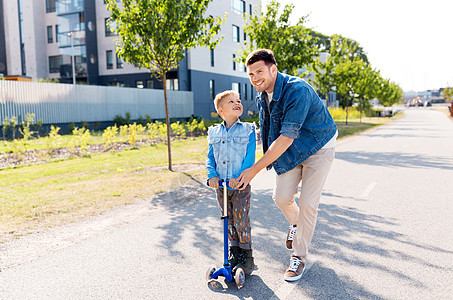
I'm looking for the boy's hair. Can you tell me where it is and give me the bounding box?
[214,90,239,112]
[246,49,277,66]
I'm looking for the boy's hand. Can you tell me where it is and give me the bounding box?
[229,178,239,189]
[208,177,220,189]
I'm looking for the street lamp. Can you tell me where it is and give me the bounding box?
[67,32,76,85]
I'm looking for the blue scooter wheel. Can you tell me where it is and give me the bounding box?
[206,265,216,281]
[234,267,245,289]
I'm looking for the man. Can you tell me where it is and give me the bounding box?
[234,49,338,282]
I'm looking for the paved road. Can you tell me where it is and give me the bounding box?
[1,108,452,299]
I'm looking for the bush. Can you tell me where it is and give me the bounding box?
[68,122,75,134]
[47,125,61,154]
[113,112,131,126]
[102,125,118,150]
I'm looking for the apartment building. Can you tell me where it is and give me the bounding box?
[0,0,260,119]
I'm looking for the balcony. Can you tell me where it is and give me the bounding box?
[56,0,84,16]
[58,30,85,48]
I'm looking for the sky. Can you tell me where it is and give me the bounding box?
[262,0,453,92]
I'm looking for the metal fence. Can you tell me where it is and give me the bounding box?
[0,80,194,125]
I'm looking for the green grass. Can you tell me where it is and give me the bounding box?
[0,137,209,242]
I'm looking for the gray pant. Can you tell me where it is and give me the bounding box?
[216,184,252,250]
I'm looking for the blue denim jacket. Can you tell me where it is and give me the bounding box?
[206,120,256,189]
[257,72,337,175]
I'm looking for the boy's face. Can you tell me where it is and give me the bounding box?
[247,60,277,93]
[218,94,243,119]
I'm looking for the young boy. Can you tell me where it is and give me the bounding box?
[206,90,256,274]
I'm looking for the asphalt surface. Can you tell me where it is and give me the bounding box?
[1,107,452,299]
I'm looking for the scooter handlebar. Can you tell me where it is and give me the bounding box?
[206,179,229,187]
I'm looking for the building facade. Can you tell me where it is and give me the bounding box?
[0,0,260,119]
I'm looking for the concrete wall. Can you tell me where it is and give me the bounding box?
[0,80,193,125]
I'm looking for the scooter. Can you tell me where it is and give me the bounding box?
[206,180,245,289]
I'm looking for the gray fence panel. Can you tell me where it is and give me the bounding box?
[0,81,194,125]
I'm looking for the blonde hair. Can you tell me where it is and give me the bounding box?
[213,90,239,112]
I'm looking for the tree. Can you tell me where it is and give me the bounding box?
[333,59,364,124]
[442,87,453,102]
[375,78,403,116]
[237,0,319,76]
[107,0,224,171]
[312,34,366,107]
[354,64,380,122]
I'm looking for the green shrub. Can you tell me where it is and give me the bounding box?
[171,121,186,137]
[2,116,8,139]
[113,112,131,126]
[10,116,17,139]
[128,123,138,148]
[47,125,61,155]
[68,122,75,133]
[102,125,118,150]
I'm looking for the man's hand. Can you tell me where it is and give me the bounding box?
[236,166,259,190]
[236,135,294,190]
[208,177,220,189]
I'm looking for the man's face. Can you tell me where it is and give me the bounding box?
[247,60,277,93]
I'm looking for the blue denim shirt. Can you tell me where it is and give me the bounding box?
[257,72,337,175]
[206,120,256,190]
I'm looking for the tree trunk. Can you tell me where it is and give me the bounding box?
[162,73,173,172]
[345,96,349,125]
[359,97,363,123]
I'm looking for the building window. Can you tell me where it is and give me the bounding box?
[250,84,254,100]
[243,32,247,41]
[136,80,144,88]
[146,80,154,89]
[210,48,214,67]
[46,0,56,13]
[232,25,240,43]
[232,82,240,95]
[55,24,59,43]
[116,53,123,68]
[105,18,118,36]
[249,4,253,15]
[166,78,179,90]
[238,62,246,72]
[232,0,245,14]
[47,26,53,43]
[49,55,62,73]
[244,83,247,100]
[233,54,236,71]
[106,50,113,69]
[209,80,215,99]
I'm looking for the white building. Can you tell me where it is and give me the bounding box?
[0,0,260,118]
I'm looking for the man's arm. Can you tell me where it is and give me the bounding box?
[235,134,293,190]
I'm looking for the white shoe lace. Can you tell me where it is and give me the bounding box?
[288,256,302,272]
[287,225,297,241]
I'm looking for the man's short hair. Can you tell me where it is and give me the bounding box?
[214,90,239,112]
[246,49,277,66]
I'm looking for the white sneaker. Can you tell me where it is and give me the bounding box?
[284,255,305,282]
